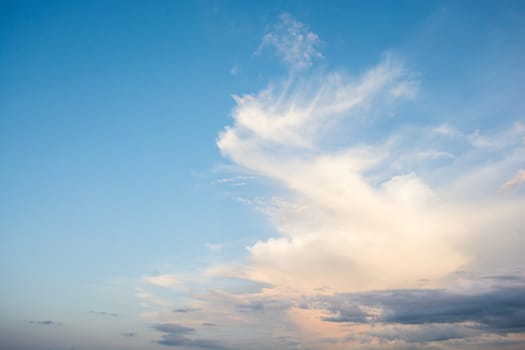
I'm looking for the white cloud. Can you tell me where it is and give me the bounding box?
[256,13,322,70]
[230,65,240,76]
[467,125,525,150]
[389,79,419,99]
[219,53,417,151]
[206,243,223,252]
[213,175,253,187]
[432,124,460,137]
[215,18,525,294]
[515,121,525,133]
[144,274,180,288]
[134,14,525,349]
[413,150,455,160]
[502,169,525,190]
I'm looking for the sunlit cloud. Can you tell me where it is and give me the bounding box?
[140,13,525,348]
[144,274,181,289]
[502,169,525,190]
[4,3,524,350]
[216,15,524,295]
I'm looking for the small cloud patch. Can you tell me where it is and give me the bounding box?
[26,320,61,326]
[89,310,118,317]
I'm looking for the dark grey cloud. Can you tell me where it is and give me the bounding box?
[320,286,525,333]
[482,274,525,282]
[201,275,520,348]
[173,307,201,313]
[236,298,292,312]
[26,320,61,326]
[365,323,473,343]
[89,310,118,317]
[152,323,228,349]
[154,323,195,335]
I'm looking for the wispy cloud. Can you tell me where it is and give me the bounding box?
[230,65,240,76]
[205,243,223,252]
[502,169,525,190]
[26,320,61,326]
[432,124,461,137]
[89,310,118,317]
[256,13,322,70]
[144,274,180,289]
[173,308,201,313]
[153,323,228,349]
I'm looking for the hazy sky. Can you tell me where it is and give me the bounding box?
[1,1,525,349]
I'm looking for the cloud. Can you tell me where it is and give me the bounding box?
[154,323,195,335]
[256,13,322,69]
[213,175,254,187]
[215,13,525,295]
[220,53,418,150]
[89,310,118,317]
[389,79,419,99]
[153,324,195,347]
[502,169,525,190]
[144,274,180,288]
[216,52,468,292]
[317,283,525,333]
[173,308,201,313]
[236,297,292,313]
[364,323,474,343]
[26,320,61,326]
[432,124,461,137]
[206,243,223,252]
[230,65,240,76]
[153,323,228,349]
[291,275,525,346]
[139,13,525,350]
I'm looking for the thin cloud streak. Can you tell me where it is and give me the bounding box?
[502,169,525,190]
[89,310,118,317]
[26,320,61,326]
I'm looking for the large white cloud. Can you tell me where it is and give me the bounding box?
[141,14,525,349]
[216,15,525,293]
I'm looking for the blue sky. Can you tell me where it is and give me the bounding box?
[1,1,525,349]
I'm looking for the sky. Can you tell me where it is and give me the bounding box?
[1,1,525,349]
